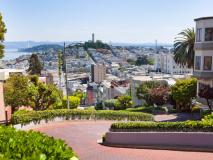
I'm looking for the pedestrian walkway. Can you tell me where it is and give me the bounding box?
[30,114,213,160]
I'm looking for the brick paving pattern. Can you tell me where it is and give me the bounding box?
[32,115,213,160]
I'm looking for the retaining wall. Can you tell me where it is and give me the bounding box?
[105,132,213,149]
[13,115,130,130]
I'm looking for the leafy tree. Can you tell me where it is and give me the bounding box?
[150,87,170,105]
[0,13,7,59]
[198,86,213,111]
[118,67,125,71]
[62,96,80,109]
[171,78,197,107]
[136,83,153,106]
[29,75,39,86]
[114,94,133,110]
[3,74,29,113]
[83,40,111,51]
[135,56,148,66]
[104,99,118,110]
[127,58,134,63]
[73,90,86,104]
[28,82,63,111]
[174,28,195,69]
[136,81,168,106]
[148,59,154,65]
[27,54,42,75]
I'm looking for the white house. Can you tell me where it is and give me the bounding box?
[193,16,213,109]
[154,53,192,75]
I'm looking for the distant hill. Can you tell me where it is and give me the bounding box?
[3,40,173,49]
[3,41,77,49]
[19,44,64,52]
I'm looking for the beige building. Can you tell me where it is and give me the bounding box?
[194,17,213,108]
[0,69,26,83]
[91,63,106,83]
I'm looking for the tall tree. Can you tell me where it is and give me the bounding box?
[27,54,42,75]
[174,28,195,68]
[0,13,7,59]
[3,74,29,113]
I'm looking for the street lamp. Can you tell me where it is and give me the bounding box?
[64,42,84,109]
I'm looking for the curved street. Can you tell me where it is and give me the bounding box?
[29,115,213,160]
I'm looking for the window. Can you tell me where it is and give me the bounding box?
[203,56,212,70]
[197,28,202,42]
[205,28,213,41]
[195,56,201,70]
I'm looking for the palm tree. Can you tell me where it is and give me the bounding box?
[174,28,195,69]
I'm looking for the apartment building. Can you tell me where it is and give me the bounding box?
[193,17,213,107]
[91,63,106,83]
[154,53,192,75]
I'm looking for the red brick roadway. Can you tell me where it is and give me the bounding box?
[31,115,213,160]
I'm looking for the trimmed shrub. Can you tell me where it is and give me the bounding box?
[171,78,197,106]
[125,107,167,113]
[168,109,180,113]
[0,125,78,159]
[114,95,133,110]
[84,106,96,111]
[204,112,213,120]
[95,102,103,110]
[201,110,212,118]
[10,109,155,125]
[13,110,34,116]
[62,96,80,109]
[110,120,213,132]
[104,99,118,109]
[102,134,106,142]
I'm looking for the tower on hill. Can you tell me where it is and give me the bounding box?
[92,33,95,42]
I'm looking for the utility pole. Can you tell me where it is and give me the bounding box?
[64,42,69,109]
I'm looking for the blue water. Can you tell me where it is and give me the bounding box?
[2,49,32,60]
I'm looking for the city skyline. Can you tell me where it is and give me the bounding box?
[0,0,213,44]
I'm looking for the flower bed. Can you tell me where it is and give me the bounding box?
[110,120,213,132]
[10,109,154,125]
[0,125,78,159]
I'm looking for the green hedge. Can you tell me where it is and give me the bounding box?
[204,112,213,120]
[10,109,154,125]
[0,125,78,160]
[13,110,35,116]
[110,120,213,132]
[125,107,168,113]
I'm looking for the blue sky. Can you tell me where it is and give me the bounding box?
[1,0,213,44]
